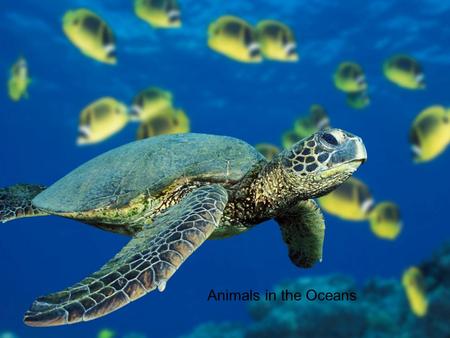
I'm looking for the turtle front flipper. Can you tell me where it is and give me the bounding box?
[0,184,48,223]
[24,184,229,327]
[276,199,325,268]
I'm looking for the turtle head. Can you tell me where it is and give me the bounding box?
[278,128,367,199]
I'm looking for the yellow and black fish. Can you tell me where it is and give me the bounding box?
[293,116,317,140]
[346,91,370,109]
[281,129,303,149]
[333,62,367,93]
[134,0,181,28]
[294,104,330,139]
[8,56,31,101]
[208,16,262,63]
[318,177,374,221]
[384,55,425,90]
[309,105,330,129]
[255,20,298,62]
[170,108,190,134]
[255,143,280,160]
[409,105,449,163]
[63,9,116,64]
[136,107,189,140]
[130,87,173,122]
[402,267,428,317]
[77,97,129,145]
[368,201,402,240]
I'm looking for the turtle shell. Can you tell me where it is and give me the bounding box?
[33,133,265,213]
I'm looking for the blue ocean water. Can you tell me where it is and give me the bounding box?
[0,0,449,337]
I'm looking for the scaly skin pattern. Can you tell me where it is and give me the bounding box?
[0,184,47,223]
[232,132,363,221]
[276,199,325,268]
[24,185,229,326]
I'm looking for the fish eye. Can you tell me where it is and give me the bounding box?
[321,132,339,146]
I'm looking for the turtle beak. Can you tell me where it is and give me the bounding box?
[331,135,367,165]
[353,137,367,164]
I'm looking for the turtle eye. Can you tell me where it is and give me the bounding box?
[321,132,339,146]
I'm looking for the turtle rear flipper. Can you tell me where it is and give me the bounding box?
[0,184,48,223]
[276,199,325,268]
[24,184,228,327]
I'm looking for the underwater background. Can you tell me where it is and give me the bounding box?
[0,0,449,337]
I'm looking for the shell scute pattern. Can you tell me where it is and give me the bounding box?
[32,134,261,214]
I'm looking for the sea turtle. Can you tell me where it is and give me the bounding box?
[0,129,366,327]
